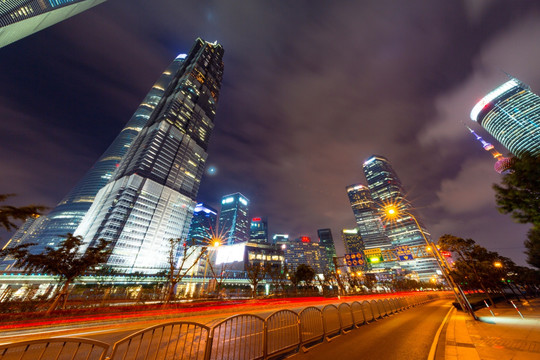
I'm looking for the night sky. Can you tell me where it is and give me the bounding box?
[1,1,539,266]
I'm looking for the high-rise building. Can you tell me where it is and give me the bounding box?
[283,237,325,273]
[272,234,289,245]
[470,78,540,157]
[250,217,268,244]
[3,50,185,263]
[341,228,364,254]
[466,126,514,174]
[346,183,392,250]
[317,228,336,271]
[187,203,217,246]
[74,39,224,273]
[218,193,250,245]
[0,0,106,48]
[363,155,439,280]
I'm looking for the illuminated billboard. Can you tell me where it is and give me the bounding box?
[215,243,246,265]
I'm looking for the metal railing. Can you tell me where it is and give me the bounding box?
[0,293,448,360]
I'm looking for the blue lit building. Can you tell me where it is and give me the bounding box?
[3,52,185,264]
[74,39,224,273]
[470,77,540,157]
[218,193,250,245]
[0,0,106,48]
[250,217,268,244]
[363,155,439,281]
[317,228,336,271]
[187,203,218,246]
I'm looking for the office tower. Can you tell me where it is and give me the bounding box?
[272,234,289,245]
[218,193,250,245]
[0,214,40,270]
[341,228,364,254]
[3,51,185,263]
[346,184,392,250]
[187,203,217,246]
[470,77,540,157]
[0,0,106,48]
[74,39,224,273]
[317,228,336,271]
[363,155,439,280]
[250,217,268,244]
[466,126,514,174]
[283,237,325,273]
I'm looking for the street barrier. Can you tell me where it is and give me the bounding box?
[209,314,265,360]
[362,300,375,322]
[265,310,299,358]
[350,301,366,327]
[0,337,109,360]
[298,306,324,349]
[0,293,447,360]
[108,321,210,360]
[322,305,341,340]
[338,303,354,333]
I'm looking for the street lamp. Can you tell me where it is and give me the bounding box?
[383,203,477,319]
[493,261,502,268]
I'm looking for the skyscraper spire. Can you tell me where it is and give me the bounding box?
[465,126,514,174]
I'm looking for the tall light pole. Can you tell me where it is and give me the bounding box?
[383,204,478,320]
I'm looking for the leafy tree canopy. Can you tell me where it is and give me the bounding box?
[0,194,47,232]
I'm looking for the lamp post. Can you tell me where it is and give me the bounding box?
[383,204,477,320]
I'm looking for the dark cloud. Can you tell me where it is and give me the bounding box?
[1,0,539,265]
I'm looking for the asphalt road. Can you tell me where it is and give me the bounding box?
[290,299,452,360]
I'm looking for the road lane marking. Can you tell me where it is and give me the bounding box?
[427,306,453,360]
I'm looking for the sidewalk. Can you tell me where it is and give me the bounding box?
[442,298,540,360]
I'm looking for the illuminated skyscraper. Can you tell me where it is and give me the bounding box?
[317,228,336,271]
[346,183,392,250]
[283,236,325,273]
[341,228,364,254]
[0,0,106,48]
[363,155,439,280]
[75,39,224,273]
[250,217,268,244]
[187,203,217,246]
[218,193,250,245]
[470,78,540,157]
[3,52,185,263]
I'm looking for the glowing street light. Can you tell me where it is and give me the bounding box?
[382,202,477,320]
[494,261,502,268]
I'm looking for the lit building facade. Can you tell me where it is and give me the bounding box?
[317,228,336,271]
[470,78,540,157]
[341,228,364,254]
[74,39,224,273]
[218,193,250,245]
[283,237,325,273]
[346,183,392,250]
[4,49,185,261]
[363,155,439,280]
[0,0,106,48]
[272,234,289,245]
[250,217,268,244]
[187,203,217,246]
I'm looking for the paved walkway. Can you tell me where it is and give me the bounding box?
[440,297,540,360]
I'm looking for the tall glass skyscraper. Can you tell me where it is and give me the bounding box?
[363,155,439,280]
[218,193,250,245]
[470,78,540,157]
[317,228,336,271]
[3,52,185,263]
[250,217,268,244]
[0,0,106,48]
[187,203,217,246]
[341,228,364,254]
[74,39,224,273]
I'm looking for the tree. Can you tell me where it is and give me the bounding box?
[493,154,540,224]
[163,238,207,304]
[294,264,316,287]
[245,262,266,298]
[493,154,540,268]
[0,233,111,314]
[0,194,46,232]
